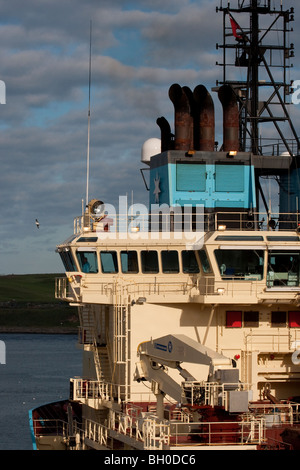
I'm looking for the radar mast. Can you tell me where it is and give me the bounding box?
[216,0,298,157]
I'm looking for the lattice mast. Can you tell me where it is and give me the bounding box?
[216,0,299,157]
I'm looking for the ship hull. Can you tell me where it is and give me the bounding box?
[29,400,82,450]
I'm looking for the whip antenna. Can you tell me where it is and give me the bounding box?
[86,20,92,209]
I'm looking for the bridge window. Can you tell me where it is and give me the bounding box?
[161,250,179,273]
[141,251,159,273]
[77,237,98,242]
[59,250,78,272]
[121,251,138,273]
[182,251,200,273]
[215,249,264,279]
[76,250,98,273]
[198,250,212,273]
[100,251,118,273]
[267,251,300,287]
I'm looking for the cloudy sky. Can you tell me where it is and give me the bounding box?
[0,0,299,274]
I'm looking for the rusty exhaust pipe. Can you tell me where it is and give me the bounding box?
[218,85,239,152]
[193,85,215,151]
[169,83,193,151]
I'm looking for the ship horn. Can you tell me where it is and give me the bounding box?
[218,85,239,152]
[169,83,193,151]
[193,85,215,151]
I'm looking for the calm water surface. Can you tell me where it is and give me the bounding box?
[0,334,82,450]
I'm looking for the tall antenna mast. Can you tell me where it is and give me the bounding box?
[216,0,298,156]
[85,20,92,209]
[216,0,300,224]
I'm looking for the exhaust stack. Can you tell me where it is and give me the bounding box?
[218,85,239,152]
[156,117,172,152]
[158,83,239,153]
[169,84,193,151]
[194,85,215,151]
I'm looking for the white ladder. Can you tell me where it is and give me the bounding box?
[113,286,131,401]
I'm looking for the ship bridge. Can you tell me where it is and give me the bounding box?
[56,224,300,308]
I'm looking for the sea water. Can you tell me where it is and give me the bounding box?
[0,334,82,450]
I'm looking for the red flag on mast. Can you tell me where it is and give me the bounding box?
[230,17,242,40]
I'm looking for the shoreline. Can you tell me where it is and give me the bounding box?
[0,326,78,335]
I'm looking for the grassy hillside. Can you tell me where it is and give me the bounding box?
[0,274,79,332]
[0,273,60,303]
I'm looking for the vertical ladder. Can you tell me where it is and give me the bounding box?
[114,305,127,364]
[113,285,130,402]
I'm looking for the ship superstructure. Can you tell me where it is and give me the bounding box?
[29,0,300,450]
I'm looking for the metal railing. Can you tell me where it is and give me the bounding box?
[55,273,300,306]
[169,417,265,447]
[245,330,300,353]
[181,381,251,408]
[246,138,299,158]
[109,406,170,450]
[83,418,109,448]
[55,276,67,299]
[55,276,78,301]
[70,377,127,406]
[248,402,300,426]
[74,211,300,235]
[55,275,198,302]
[198,276,262,298]
[31,399,300,450]
[108,405,267,449]
[30,411,268,450]
[31,418,69,438]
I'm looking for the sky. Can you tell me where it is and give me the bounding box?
[0,0,299,274]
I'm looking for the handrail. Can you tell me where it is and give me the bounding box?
[55,273,300,306]
[109,408,170,450]
[109,407,266,449]
[31,417,69,437]
[30,412,267,450]
[55,275,197,302]
[245,330,300,353]
[32,389,300,450]
[55,276,80,301]
[70,377,126,405]
[249,401,300,424]
[74,210,300,235]
[181,381,251,408]
[169,417,265,447]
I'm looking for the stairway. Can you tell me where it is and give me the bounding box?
[80,305,112,382]
[80,305,94,344]
[94,344,111,383]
